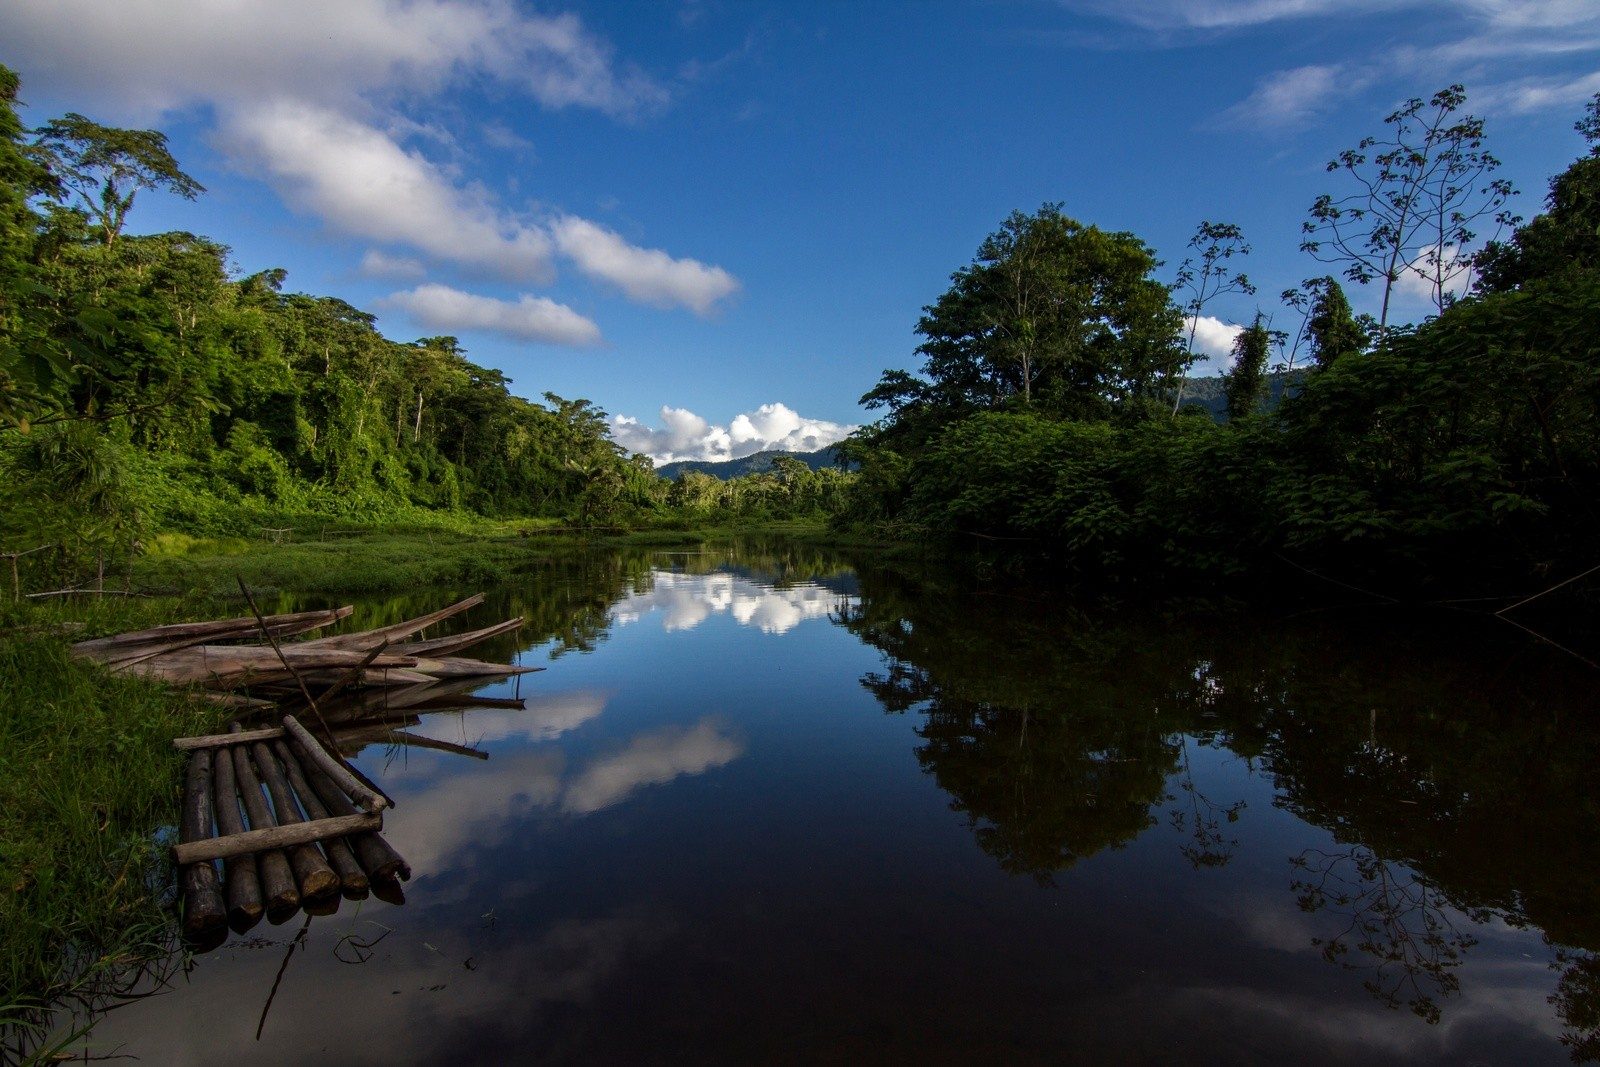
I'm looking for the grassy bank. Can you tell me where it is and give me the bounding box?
[0,597,223,1055]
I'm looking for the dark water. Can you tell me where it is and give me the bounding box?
[85,542,1600,1064]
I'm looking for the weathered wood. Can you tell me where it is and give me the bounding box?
[211,736,263,931]
[283,715,388,812]
[195,692,277,710]
[270,739,368,895]
[116,646,420,686]
[300,594,485,651]
[402,656,541,678]
[179,749,226,941]
[172,813,383,864]
[72,606,353,655]
[291,755,410,882]
[174,727,284,751]
[251,739,340,899]
[229,735,300,914]
[393,617,524,657]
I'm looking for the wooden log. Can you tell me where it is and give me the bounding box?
[394,617,524,657]
[195,692,277,711]
[283,715,388,812]
[290,754,410,882]
[229,735,300,915]
[172,813,382,864]
[402,656,541,678]
[250,739,340,899]
[118,646,420,687]
[179,749,226,941]
[211,737,264,931]
[175,727,284,751]
[270,738,368,895]
[72,606,354,656]
[299,594,485,651]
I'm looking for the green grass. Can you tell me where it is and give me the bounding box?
[0,598,224,1048]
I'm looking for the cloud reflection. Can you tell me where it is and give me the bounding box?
[612,571,849,635]
[409,689,611,745]
[562,721,743,814]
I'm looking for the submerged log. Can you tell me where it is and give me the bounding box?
[271,738,368,895]
[179,749,226,941]
[251,739,340,899]
[383,730,489,760]
[229,731,300,915]
[212,736,263,931]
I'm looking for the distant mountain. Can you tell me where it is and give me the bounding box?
[657,446,846,481]
[1177,370,1304,421]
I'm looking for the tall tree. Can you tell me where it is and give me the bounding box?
[1224,314,1271,421]
[1304,277,1366,369]
[33,113,203,246]
[1170,221,1254,413]
[1301,85,1517,338]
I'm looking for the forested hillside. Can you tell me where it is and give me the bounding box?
[656,446,843,481]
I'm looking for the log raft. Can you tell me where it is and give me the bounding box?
[103,595,529,944]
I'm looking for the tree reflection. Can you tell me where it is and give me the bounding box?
[839,554,1600,1043]
[1291,843,1478,1024]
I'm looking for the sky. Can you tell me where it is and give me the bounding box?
[4,0,1598,462]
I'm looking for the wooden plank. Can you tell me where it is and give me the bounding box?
[174,727,284,751]
[394,617,524,656]
[72,606,354,654]
[172,813,382,865]
[299,594,485,651]
[283,715,389,812]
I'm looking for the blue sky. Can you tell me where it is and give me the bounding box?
[5,1,1598,461]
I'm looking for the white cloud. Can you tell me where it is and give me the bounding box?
[1185,315,1246,372]
[221,100,556,283]
[384,283,602,347]
[1061,0,1405,32]
[1221,65,1357,128]
[611,571,851,635]
[610,402,856,465]
[410,690,610,745]
[1393,245,1473,307]
[358,249,427,281]
[551,216,741,315]
[1474,70,1600,115]
[561,720,743,814]
[0,0,667,121]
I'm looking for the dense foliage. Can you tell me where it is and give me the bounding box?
[841,96,1600,594]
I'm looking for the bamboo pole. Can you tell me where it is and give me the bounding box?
[212,735,263,931]
[229,729,300,915]
[251,739,340,899]
[291,754,410,882]
[271,738,368,895]
[179,749,226,941]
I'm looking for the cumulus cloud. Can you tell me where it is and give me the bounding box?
[1185,315,1247,372]
[551,216,740,315]
[1393,245,1473,307]
[221,101,556,283]
[384,283,602,347]
[358,249,427,281]
[0,0,667,120]
[611,571,851,635]
[610,402,856,465]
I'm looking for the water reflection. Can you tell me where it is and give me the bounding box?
[841,555,1600,1049]
[32,542,1600,1064]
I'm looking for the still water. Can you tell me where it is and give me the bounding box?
[90,542,1600,1064]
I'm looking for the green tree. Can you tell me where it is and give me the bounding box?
[1305,277,1367,369]
[1224,314,1271,420]
[1301,85,1517,338]
[1171,221,1255,413]
[33,114,203,247]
